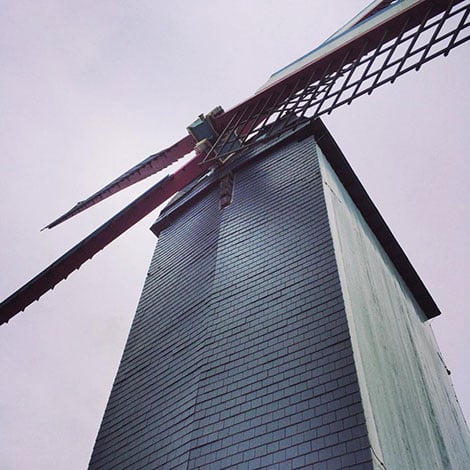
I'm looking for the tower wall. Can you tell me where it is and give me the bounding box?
[89,123,469,469]
[89,132,374,469]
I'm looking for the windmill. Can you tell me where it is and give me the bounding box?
[2,0,469,323]
[0,2,465,468]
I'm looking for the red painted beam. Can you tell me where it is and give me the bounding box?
[0,151,208,325]
[45,134,195,229]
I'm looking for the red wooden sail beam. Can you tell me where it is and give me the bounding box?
[44,134,195,229]
[0,152,207,325]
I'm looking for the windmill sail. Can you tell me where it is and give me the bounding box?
[1,0,469,324]
[43,0,470,223]
[206,0,470,162]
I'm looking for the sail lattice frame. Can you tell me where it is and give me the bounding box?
[205,0,470,163]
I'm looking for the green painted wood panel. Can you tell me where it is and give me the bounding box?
[319,147,470,469]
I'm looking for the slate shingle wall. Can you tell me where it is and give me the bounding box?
[89,133,373,469]
[89,191,222,469]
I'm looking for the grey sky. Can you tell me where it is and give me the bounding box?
[0,1,468,469]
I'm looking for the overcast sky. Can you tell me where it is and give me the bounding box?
[0,1,468,469]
